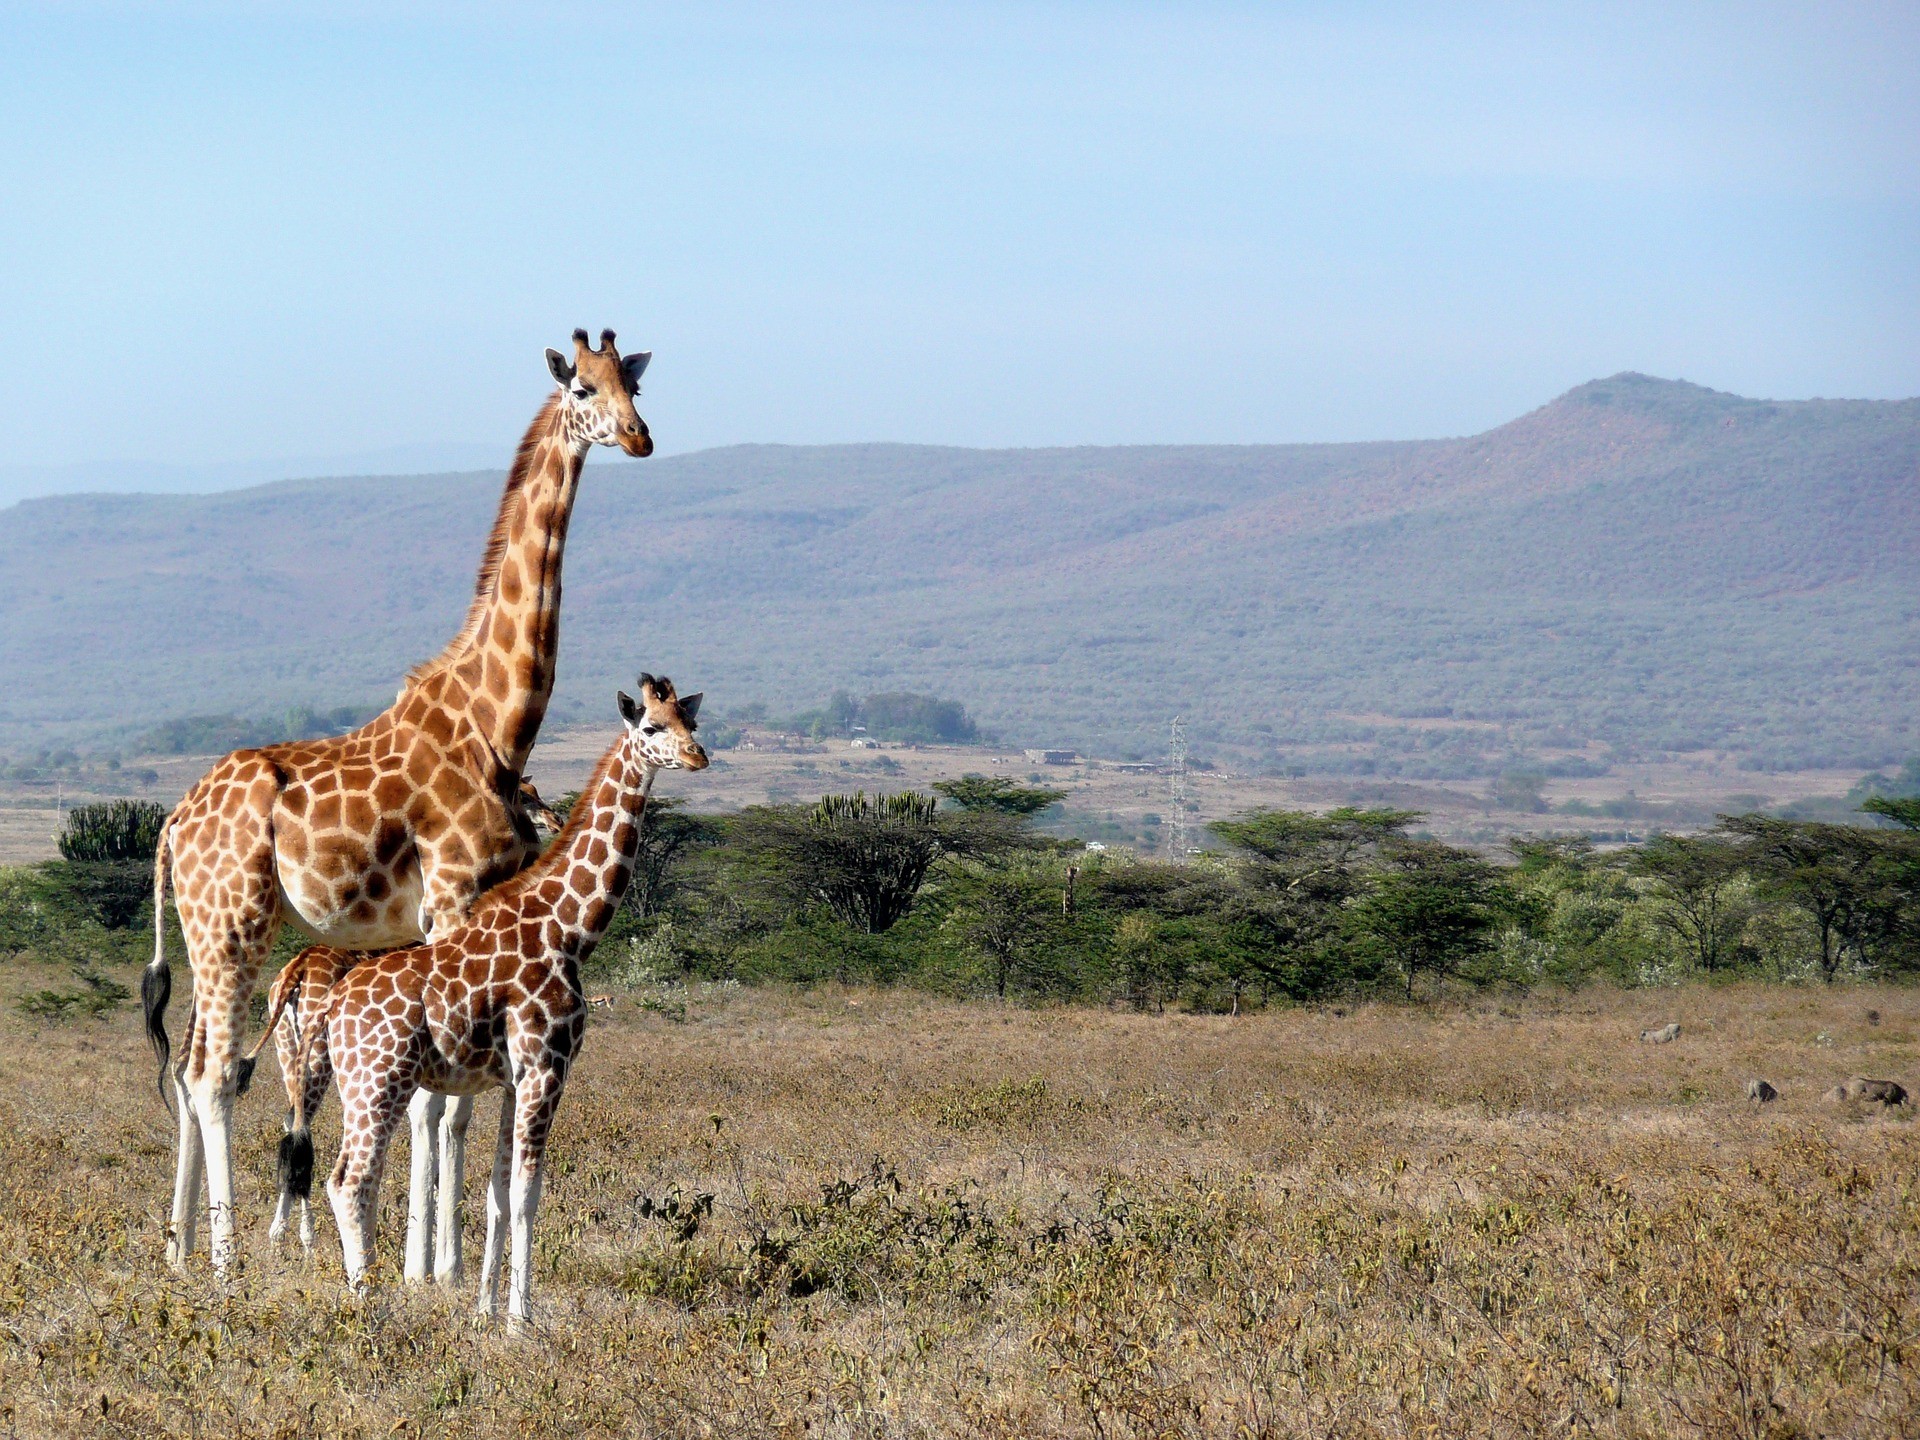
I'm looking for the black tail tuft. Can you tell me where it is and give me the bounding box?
[234,1054,256,1099]
[279,1127,315,1201]
[141,959,173,1111]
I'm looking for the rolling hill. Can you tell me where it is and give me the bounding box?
[0,373,1914,776]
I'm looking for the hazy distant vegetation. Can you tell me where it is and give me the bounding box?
[4,776,1915,1028]
[138,704,381,756]
[1,374,1913,777]
[759,690,979,745]
[502,781,1920,1010]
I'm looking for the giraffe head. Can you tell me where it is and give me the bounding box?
[516,777,564,836]
[617,673,709,772]
[544,328,653,457]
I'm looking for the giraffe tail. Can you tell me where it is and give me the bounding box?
[281,979,334,1205]
[142,812,177,1113]
[277,1121,314,1207]
[256,955,310,1203]
[244,951,303,1068]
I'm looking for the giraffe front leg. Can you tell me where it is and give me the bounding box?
[404,1089,443,1283]
[475,1086,515,1320]
[506,1071,562,1331]
[435,1094,475,1284]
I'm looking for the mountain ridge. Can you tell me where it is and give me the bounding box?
[1,375,1914,775]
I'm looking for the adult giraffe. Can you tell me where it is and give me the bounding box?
[145,329,651,1273]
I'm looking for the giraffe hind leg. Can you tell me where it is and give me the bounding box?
[163,759,282,1273]
[165,1041,204,1268]
[176,913,279,1273]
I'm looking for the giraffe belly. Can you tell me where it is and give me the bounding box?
[277,870,426,950]
[417,1058,509,1097]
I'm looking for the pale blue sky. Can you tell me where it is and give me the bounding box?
[0,2,1914,498]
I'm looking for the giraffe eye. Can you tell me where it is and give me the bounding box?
[572,383,594,398]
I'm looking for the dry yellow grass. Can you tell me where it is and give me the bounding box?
[1,980,1916,1438]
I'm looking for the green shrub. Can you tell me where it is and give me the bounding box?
[13,968,130,1022]
[56,800,167,864]
[41,862,151,931]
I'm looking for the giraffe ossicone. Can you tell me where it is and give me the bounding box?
[287,676,708,1328]
[143,330,654,1275]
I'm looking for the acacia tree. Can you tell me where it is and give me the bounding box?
[1716,815,1915,981]
[1209,807,1420,998]
[944,859,1066,998]
[745,790,1034,934]
[933,775,1066,817]
[623,798,722,922]
[1863,796,1920,832]
[1632,833,1749,975]
[1343,839,1508,999]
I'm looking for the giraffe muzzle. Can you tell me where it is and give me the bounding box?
[619,423,653,459]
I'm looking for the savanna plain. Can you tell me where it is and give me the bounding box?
[2,980,1915,1439]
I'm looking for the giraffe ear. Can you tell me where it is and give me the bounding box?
[617,690,639,725]
[546,348,575,384]
[622,351,651,388]
[679,692,702,723]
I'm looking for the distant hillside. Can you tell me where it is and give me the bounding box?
[1,373,1914,776]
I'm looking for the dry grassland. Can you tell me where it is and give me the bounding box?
[1,981,1916,1438]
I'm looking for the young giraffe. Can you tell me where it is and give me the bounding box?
[146,329,652,1273]
[287,676,707,1328]
[250,779,563,1261]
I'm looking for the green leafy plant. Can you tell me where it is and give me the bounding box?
[55,800,167,864]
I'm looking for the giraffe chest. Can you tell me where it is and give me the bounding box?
[414,962,585,1094]
[415,987,518,1094]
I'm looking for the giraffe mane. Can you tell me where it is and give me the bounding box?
[403,391,565,689]
[486,736,625,906]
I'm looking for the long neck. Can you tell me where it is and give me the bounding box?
[521,734,652,956]
[405,394,588,771]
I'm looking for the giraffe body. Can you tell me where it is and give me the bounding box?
[146,331,652,1273]
[294,677,706,1327]
[253,782,561,1266]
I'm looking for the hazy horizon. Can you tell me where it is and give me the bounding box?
[2,3,1915,505]
[5,369,1917,510]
